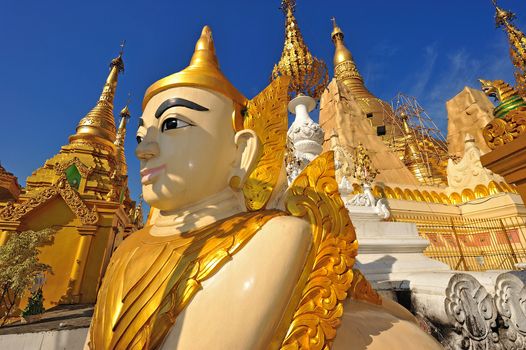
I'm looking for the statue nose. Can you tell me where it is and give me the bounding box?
[135,140,160,161]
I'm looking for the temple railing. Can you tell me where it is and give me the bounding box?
[391,215,526,271]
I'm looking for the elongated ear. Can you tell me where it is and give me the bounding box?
[229,129,261,190]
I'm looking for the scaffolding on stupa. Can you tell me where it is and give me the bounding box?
[382,93,449,186]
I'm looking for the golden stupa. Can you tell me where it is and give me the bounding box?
[0,50,140,309]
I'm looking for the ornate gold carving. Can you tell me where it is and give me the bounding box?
[353,143,379,184]
[0,176,98,225]
[54,157,92,178]
[242,76,290,211]
[334,60,361,82]
[348,269,382,305]
[371,181,517,205]
[280,152,358,350]
[272,0,328,100]
[480,79,520,104]
[483,110,526,149]
[89,210,283,349]
[479,79,526,149]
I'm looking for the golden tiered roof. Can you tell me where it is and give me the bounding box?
[493,0,526,96]
[272,0,328,100]
[0,48,138,308]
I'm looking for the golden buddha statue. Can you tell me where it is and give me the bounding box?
[86,26,441,350]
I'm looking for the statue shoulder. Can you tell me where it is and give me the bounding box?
[259,215,312,248]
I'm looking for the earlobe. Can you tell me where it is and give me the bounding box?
[229,129,261,190]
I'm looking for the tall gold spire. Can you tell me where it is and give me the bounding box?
[331,17,364,83]
[330,17,377,101]
[330,17,397,130]
[272,0,328,100]
[493,0,526,96]
[115,104,130,175]
[69,49,125,148]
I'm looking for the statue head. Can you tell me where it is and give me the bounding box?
[136,26,261,211]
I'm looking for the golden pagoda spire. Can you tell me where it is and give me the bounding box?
[492,0,526,96]
[272,0,328,100]
[69,44,125,148]
[330,17,378,100]
[114,103,130,175]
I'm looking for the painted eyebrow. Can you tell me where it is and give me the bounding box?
[155,98,209,119]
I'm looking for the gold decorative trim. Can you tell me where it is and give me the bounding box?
[0,176,98,225]
[242,76,290,211]
[334,60,362,81]
[280,151,358,349]
[54,157,92,177]
[370,181,517,205]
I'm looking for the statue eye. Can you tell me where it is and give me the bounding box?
[136,135,143,144]
[161,118,191,132]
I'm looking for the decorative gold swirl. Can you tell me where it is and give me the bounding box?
[280,151,359,350]
[0,176,98,225]
[242,76,290,211]
[483,107,526,149]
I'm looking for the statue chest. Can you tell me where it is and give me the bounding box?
[88,210,289,350]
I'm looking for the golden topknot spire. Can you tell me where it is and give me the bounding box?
[492,0,526,96]
[272,0,328,100]
[69,48,125,147]
[143,26,247,111]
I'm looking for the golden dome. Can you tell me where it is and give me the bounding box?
[143,26,247,111]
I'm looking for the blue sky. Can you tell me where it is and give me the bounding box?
[1,0,525,206]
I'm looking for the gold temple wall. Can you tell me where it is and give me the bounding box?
[358,182,526,271]
[391,214,526,271]
[0,198,124,310]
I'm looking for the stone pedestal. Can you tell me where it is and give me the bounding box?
[353,218,451,285]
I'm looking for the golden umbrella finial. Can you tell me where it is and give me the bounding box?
[272,0,328,100]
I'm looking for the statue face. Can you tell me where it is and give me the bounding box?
[136,87,238,211]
